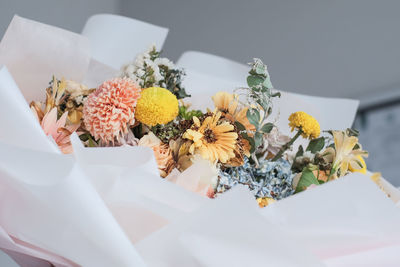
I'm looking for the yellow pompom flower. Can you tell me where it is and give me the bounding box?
[288,111,320,139]
[135,87,179,126]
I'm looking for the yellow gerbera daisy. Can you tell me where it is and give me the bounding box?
[288,111,320,139]
[182,111,238,163]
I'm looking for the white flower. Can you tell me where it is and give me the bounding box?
[155,57,174,68]
[136,69,145,77]
[263,127,291,156]
[75,95,84,105]
[65,80,89,98]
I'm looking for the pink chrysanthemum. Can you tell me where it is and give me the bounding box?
[83,78,141,144]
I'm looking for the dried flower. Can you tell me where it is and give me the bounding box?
[218,158,295,200]
[262,127,291,157]
[288,111,320,139]
[183,112,238,163]
[139,132,175,177]
[329,130,368,178]
[135,87,179,126]
[257,197,276,208]
[212,92,255,132]
[83,78,141,144]
[32,107,79,154]
[121,45,189,99]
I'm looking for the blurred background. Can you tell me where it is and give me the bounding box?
[0,0,399,265]
[1,0,399,181]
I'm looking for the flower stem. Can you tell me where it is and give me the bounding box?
[272,130,302,161]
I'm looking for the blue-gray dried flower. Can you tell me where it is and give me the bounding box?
[217,158,294,200]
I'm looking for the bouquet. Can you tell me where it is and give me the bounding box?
[30,46,378,205]
[1,15,400,267]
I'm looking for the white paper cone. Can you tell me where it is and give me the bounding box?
[259,173,400,261]
[82,14,169,70]
[0,15,90,102]
[0,66,58,153]
[136,186,324,267]
[0,142,146,267]
[71,134,208,244]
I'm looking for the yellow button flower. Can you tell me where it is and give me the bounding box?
[288,111,320,139]
[135,87,179,126]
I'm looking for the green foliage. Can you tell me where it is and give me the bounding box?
[254,132,263,148]
[152,121,181,143]
[240,59,282,156]
[346,128,359,137]
[260,123,273,133]
[132,46,190,99]
[163,68,190,99]
[79,133,97,147]
[246,108,260,128]
[306,137,325,153]
[247,75,264,88]
[295,168,320,193]
[235,121,246,131]
[178,105,203,120]
[241,132,256,153]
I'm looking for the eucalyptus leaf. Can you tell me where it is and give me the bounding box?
[246,108,260,128]
[247,75,264,88]
[254,132,263,148]
[235,121,246,131]
[255,64,266,75]
[263,76,273,89]
[260,123,274,133]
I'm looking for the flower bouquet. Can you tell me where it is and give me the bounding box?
[0,15,399,267]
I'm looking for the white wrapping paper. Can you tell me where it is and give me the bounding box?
[81,14,169,70]
[0,142,146,267]
[260,174,400,263]
[0,15,91,102]
[0,66,58,153]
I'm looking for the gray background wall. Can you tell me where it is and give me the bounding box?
[120,0,400,100]
[0,0,399,265]
[1,0,399,99]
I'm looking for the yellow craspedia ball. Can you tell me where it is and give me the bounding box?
[288,111,320,139]
[135,87,179,126]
